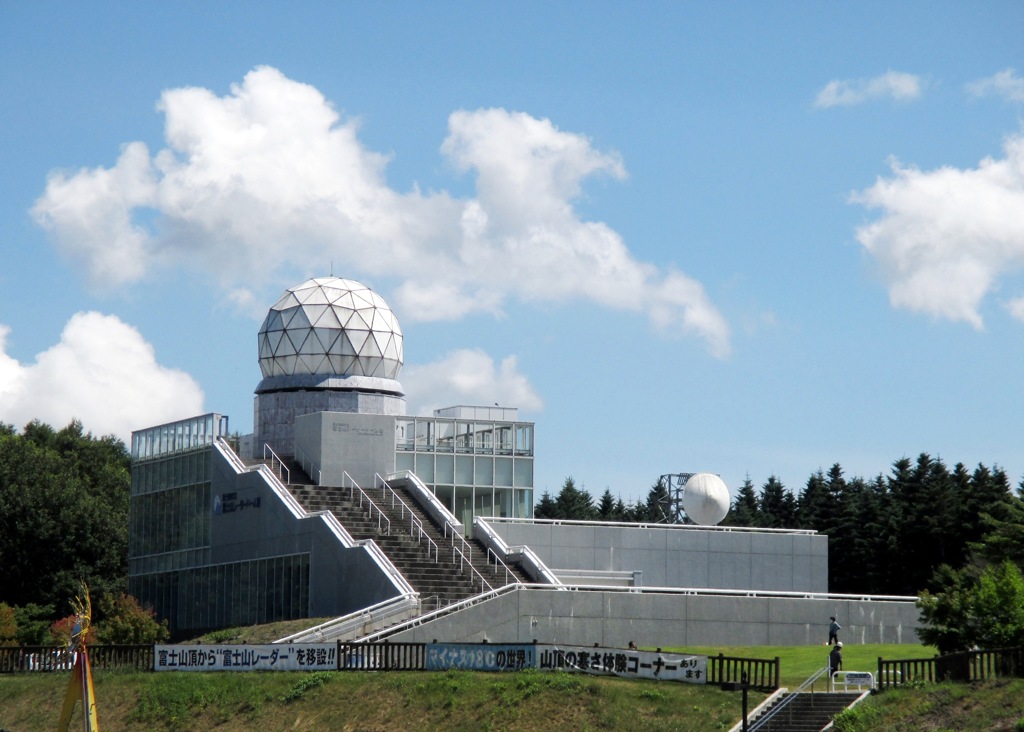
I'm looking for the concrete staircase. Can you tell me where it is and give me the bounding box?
[748,691,861,731]
[267,462,528,608]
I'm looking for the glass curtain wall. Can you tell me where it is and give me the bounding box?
[395,416,534,524]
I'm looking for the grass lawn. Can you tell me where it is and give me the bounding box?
[0,643,943,732]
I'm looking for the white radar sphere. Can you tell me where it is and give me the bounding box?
[682,473,730,526]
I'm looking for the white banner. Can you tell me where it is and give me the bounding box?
[539,645,707,684]
[154,644,337,672]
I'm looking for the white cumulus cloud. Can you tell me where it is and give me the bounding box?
[32,66,730,358]
[401,349,543,417]
[0,313,205,442]
[851,132,1024,327]
[967,69,1024,103]
[815,71,922,108]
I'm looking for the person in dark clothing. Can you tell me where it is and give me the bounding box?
[828,642,843,676]
[827,616,841,646]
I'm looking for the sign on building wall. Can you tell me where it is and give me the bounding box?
[154,644,336,672]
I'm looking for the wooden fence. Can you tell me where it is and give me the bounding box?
[0,645,152,673]
[878,646,1024,689]
[708,652,780,691]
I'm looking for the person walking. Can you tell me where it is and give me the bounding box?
[828,642,843,676]
[827,616,841,646]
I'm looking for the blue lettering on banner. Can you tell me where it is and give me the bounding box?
[425,644,534,671]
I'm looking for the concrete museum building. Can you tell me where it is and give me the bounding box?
[129,277,921,645]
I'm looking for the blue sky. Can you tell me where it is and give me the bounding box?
[2,2,1023,505]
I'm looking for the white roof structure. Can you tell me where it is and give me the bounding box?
[258,277,404,380]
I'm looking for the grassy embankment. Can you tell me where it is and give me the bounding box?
[6,643,1018,732]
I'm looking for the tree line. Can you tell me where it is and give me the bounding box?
[0,420,166,645]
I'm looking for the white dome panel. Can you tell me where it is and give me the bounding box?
[258,277,404,380]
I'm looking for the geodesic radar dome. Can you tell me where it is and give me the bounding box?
[258,277,403,380]
[682,473,730,526]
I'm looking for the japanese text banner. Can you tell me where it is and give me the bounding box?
[154,644,337,672]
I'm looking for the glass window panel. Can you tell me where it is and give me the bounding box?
[436,421,455,453]
[436,454,454,484]
[515,425,533,455]
[455,456,473,485]
[395,419,414,450]
[456,422,473,452]
[513,458,534,488]
[495,457,513,487]
[396,452,414,472]
[415,419,434,450]
[414,454,435,482]
[475,457,493,486]
[497,488,515,518]
[474,486,494,517]
[454,485,474,529]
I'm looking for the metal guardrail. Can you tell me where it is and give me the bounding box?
[376,474,499,594]
[747,664,829,731]
[373,475,440,563]
[262,443,290,485]
[473,516,559,585]
[342,472,393,537]
[486,515,819,536]
[276,596,421,644]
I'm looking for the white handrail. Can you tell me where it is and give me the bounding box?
[472,515,550,586]
[275,595,421,644]
[262,443,290,484]
[376,474,494,594]
[341,472,393,536]
[372,475,441,563]
[748,665,831,732]
[486,515,819,536]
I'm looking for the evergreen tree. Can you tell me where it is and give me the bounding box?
[758,475,796,528]
[613,497,633,522]
[597,489,617,521]
[638,478,671,523]
[533,490,557,519]
[796,469,833,532]
[554,476,596,521]
[726,476,760,527]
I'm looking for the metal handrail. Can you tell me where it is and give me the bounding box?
[748,665,831,732]
[376,479,438,560]
[376,474,494,594]
[262,443,290,484]
[472,515,544,586]
[342,472,392,536]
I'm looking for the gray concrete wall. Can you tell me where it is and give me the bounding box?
[209,449,402,618]
[254,389,404,458]
[389,587,922,648]
[489,520,828,593]
[295,411,397,488]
